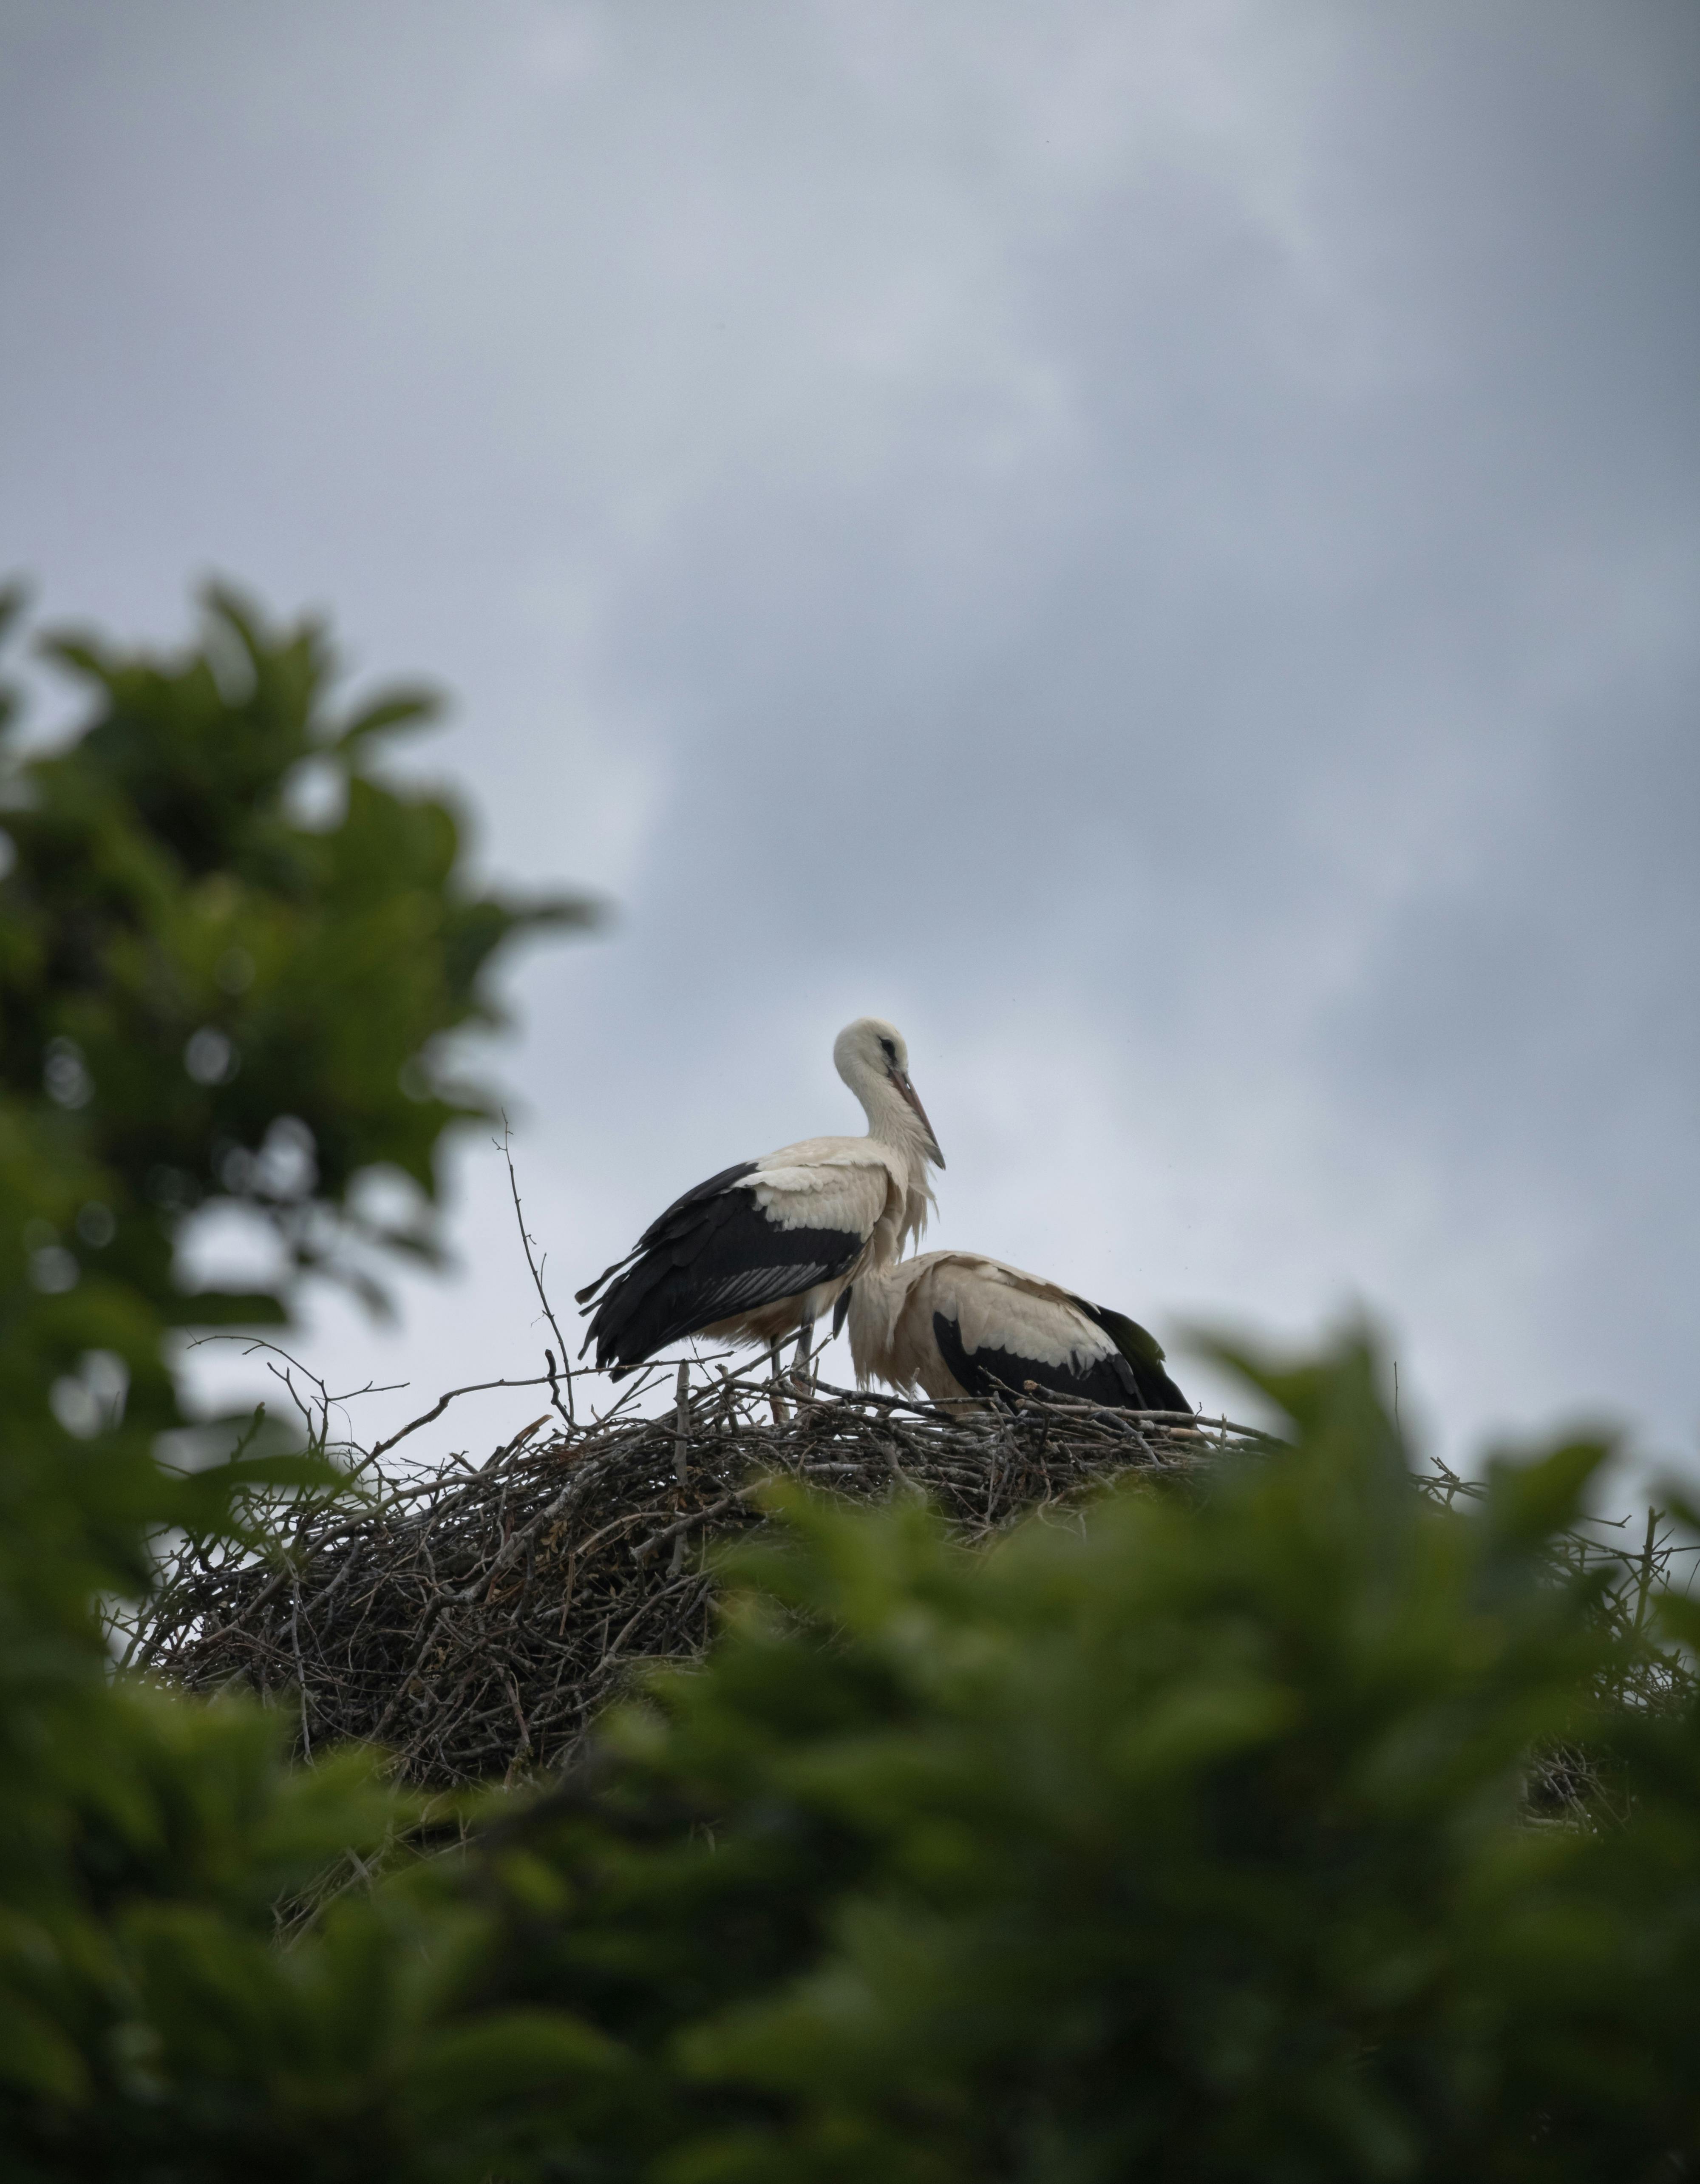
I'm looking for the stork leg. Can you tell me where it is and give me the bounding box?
[792,1320,815,1395]
[768,1336,790,1426]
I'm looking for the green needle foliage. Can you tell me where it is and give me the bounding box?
[3,583,1699,2180]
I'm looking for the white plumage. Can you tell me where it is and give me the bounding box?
[578,1018,942,1378]
[844,1249,1190,1414]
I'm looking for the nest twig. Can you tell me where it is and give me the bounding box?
[125,1333,1694,1818]
[130,1364,1253,1790]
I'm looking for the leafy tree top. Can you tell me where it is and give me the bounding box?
[0,583,594,1324]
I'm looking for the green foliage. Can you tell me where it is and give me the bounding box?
[3,584,1699,2179]
[0,579,589,1633]
[1,582,590,1302]
[0,584,600,2177]
[461,1345,1700,2181]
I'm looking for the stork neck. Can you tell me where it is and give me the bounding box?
[858,1073,930,1169]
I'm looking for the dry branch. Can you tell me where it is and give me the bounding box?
[134,1372,1254,1790]
[130,1360,1692,1816]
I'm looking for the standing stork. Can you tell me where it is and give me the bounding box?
[577,1018,944,1380]
[843,1250,1190,1414]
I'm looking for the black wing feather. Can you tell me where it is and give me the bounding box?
[1070,1297,1191,1414]
[932,1301,1190,1414]
[931,1312,1139,1410]
[575,1160,762,1305]
[583,1163,863,1376]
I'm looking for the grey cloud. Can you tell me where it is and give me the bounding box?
[3,0,1696,1472]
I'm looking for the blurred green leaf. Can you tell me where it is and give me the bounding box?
[1482,1438,1614,1549]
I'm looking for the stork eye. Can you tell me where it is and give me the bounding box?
[879,1037,897,1063]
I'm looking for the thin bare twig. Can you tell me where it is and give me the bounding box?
[133,1359,1691,1819]
[499,1116,575,1428]
[136,1371,1252,1791]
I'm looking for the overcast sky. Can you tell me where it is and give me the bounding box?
[3,0,1697,1479]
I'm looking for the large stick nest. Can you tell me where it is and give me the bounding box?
[132,1365,1255,1790]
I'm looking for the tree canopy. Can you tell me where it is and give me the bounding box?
[1,585,1697,2181]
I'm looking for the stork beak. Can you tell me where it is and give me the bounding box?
[892,1070,945,1169]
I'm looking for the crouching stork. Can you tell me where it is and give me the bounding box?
[843,1250,1189,1414]
[577,1018,944,1379]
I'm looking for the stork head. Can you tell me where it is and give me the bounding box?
[833,1016,945,1169]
